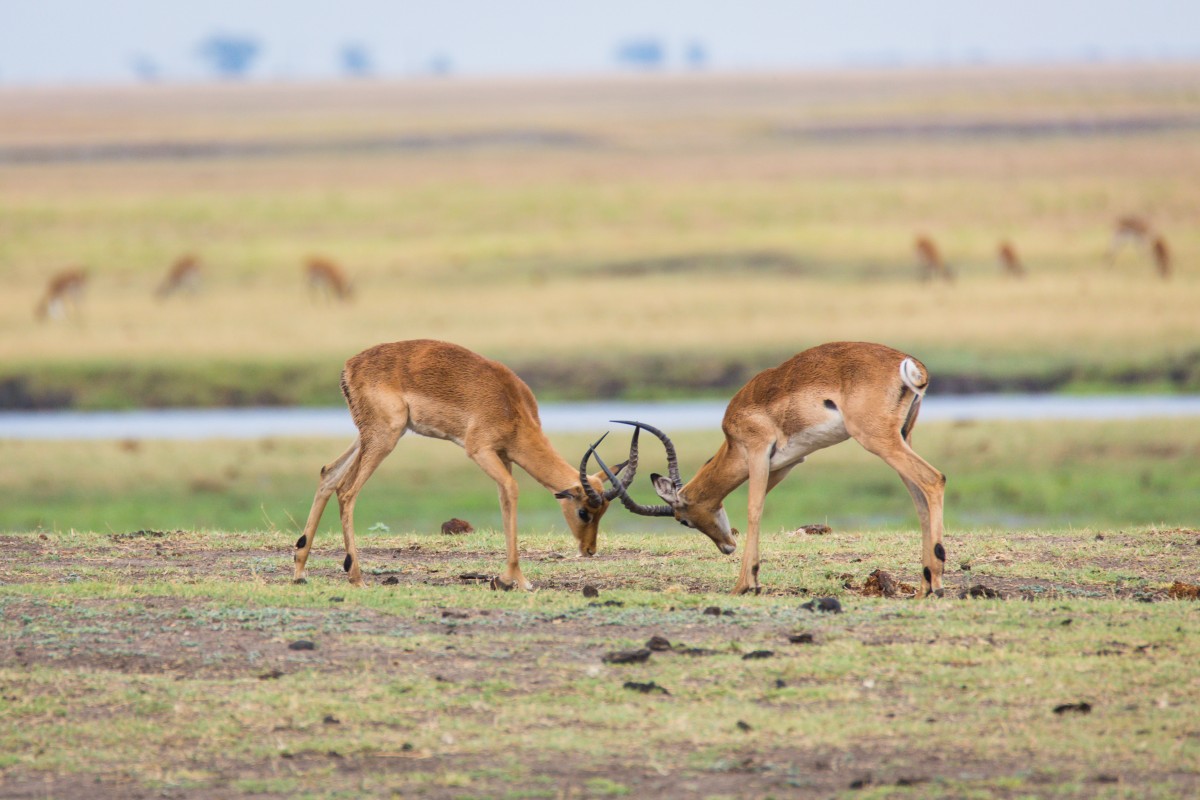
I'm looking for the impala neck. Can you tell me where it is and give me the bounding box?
[510,427,579,494]
[682,440,748,511]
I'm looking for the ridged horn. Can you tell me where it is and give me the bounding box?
[583,435,674,517]
[612,420,682,489]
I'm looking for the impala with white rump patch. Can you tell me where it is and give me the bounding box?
[585,342,947,597]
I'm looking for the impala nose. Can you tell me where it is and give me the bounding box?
[719,542,737,555]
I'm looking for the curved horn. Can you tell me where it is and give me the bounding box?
[612,419,682,489]
[578,432,609,508]
[584,437,674,517]
[602,425,640,501]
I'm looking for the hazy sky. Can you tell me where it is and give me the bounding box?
[2,0,1198,84]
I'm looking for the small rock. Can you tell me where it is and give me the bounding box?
[328,596,345,603]
[623,681,669,695]
[603,649,651,665]
[440,518,474,535]
[646,635,672,651]
[703,606,722,616]
[736,720,752,732]
[258,669,285,680]
[441,610,470,619]
[774,679,787,689]
[1053,701,1093,715]
[798,524,832,535]
[323,715,340,725]
[742,650,774,660]
[958,585,1002,600]
[458,572,491,582]
[677,647,718,657]
[288,640,316,651]
[801,597,843,614]
[382,576,400,585]
[582,585,600,598]
[788,632,815,644]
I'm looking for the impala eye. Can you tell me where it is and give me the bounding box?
[679,519,691,528]
[577,509,591,522]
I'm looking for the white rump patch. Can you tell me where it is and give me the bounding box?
[899,357,927,397]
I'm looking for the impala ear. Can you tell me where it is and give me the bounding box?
[596,460,629,485]
[650,473,680,506]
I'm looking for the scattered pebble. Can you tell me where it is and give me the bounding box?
[646,635,672,651]
[797,524,832,535]
[382,576,400,585]
[742,650,774,660]
[736,720,752,732]
[323,715,340,725]
[958,585,1003,600]
[582,585,600,598]
[623,681,669,695]
[788,632,815,644]
[1053,701,1093,715]
[328,596,345,603]
[288,640,316,651]
[801,597,843,614]
[702,606,735,616]
[603,649,651,665]
[258,669,285,680]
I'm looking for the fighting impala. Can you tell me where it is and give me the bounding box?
[585,342,947,597]
[294,339,632,589]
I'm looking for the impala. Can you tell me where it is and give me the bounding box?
[997,240,1025,278]
[1107,216,1173,279]
[294,339,632,589]
[306,256,353,302]
[914,235,952,282]
[585,341,947,597]
[1151,235,1171,279]
[155,254,202,299]
[35,268,88,321]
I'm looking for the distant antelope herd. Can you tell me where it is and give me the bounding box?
[31,218,1177,320]
[33,255,356,321]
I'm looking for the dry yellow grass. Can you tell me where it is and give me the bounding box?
[2,64,1199,380]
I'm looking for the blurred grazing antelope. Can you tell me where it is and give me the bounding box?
[997,240,1025,278]
[585,342,947,597]
[1151,235,1172,279]
[306,257,353,302]
[294,339,634,589]
[914,235,952,282]
[35,268,88,321]
[1108,215,1171,278]
[155,254,202,299]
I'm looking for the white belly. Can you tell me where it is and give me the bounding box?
[407,418,464,446]
[769,415,849,470]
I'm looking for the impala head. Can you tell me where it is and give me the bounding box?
[553,433,635,557]
[583,422,738,556]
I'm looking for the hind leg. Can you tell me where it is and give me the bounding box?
[294,438,361,583]
[335,426,406,586]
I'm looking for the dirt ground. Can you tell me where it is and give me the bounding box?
[2,529,1199,798]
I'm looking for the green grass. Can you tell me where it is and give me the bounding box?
[2,419,1196,536]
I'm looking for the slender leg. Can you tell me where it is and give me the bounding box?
[846,420,946,598]
[732,446,772,595]
[469,449,531,591]
[333,428,405,586]
[293,438,361,582]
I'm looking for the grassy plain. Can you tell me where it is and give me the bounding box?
[3,66,1200,406]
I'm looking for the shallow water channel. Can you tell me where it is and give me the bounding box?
[1,395,1198,441]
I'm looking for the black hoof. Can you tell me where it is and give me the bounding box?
[293,577,308,585]
[490,577,514,592]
